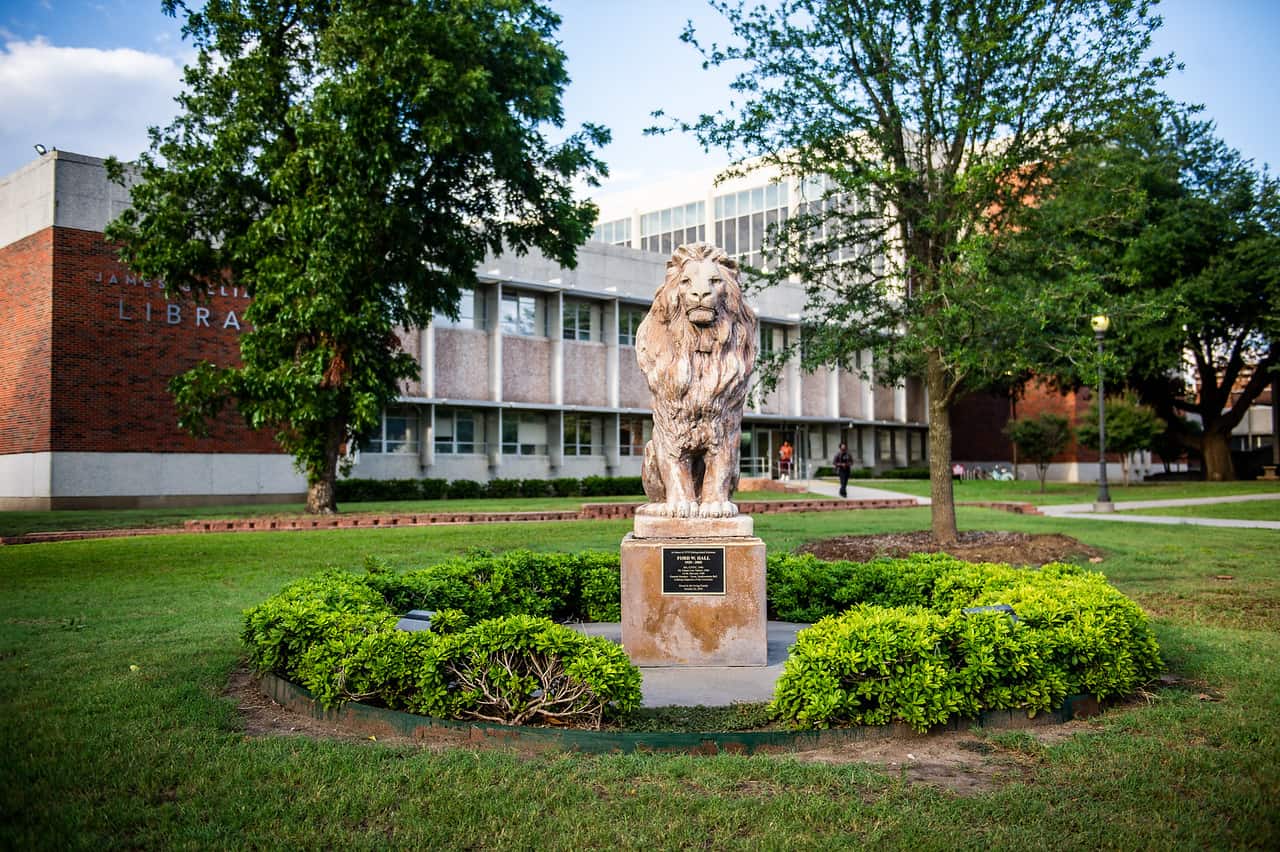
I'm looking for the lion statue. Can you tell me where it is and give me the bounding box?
[635,242,758,518]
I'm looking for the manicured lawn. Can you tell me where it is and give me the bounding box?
[0,489,819,538]
[1123,498,1280,522]
[860,477,1280,505]
[2,508,1278,847]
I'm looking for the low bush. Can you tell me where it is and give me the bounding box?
[243,554,639,728]
[484,478,522,499]
[881,466,931,479]
[581,476,645,497]
[549,477,582,497]
[768,554,1162,731]
[848,467,875,479]
[446,479,485,499]
[333,475,647,504]
[519,478,552,498]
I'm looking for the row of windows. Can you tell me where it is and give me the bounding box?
[593,217,632,246]
[364,409,653,457]
[433,288,648,344]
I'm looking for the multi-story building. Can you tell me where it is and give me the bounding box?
[0,151,928,509]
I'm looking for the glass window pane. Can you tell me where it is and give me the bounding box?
[766,182,778,208]
[672,206,683,229]
[737,190,750,213]
[752,186,764,211]
[723,194,735,218]
[752,212,764,251]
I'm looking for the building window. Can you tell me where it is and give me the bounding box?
[363,408,418,454]
[639,201,706,254]
[714,181,788,269]
[563,414,598,456]
[500,291,543,336]
[619,416,651,456]
[759,323,786,356]
[593,217,631,246]
[434,408,478,454]
[563,300,594,341]
[502,412,548,455]
[618,306,646,346]
[434,288,484,329]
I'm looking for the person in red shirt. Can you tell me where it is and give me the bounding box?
[778,440,794,481]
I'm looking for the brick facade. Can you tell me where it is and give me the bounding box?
[0,229,54,454]
[3,225,279,456]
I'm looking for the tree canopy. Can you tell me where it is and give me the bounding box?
[106,0,607,512]
[668,0,1169,541]
[1004,413,1072,492]
[1004,110,1280,480]
[1076,394,1164,485]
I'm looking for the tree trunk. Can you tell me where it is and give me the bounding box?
[305,417,345,514]
[1199,429,1236,481]
[926,352,958,545]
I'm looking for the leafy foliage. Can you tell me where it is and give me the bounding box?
[106,0,608,512]
[1000,110,1280,480]
[243,553,638,727]
[1076,395,1165,484]
[769,555,1162,731]
[1004,414,1073,492]
[664,0,1170,541]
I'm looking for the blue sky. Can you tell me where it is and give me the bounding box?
[2,0,1277,198]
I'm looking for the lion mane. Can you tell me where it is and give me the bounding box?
[635,242,758,518]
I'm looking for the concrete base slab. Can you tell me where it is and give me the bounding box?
[621,533,767,667]
[573,621,807,706]
[632,514,753,538]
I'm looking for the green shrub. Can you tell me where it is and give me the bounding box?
[428,615,641,726]
[549,477,582,497]
[848,467,874,479]
[881,466,931,479]
[581,476,644,497]
[484,478,522,499]
[243,560,641,728]
[769,556,1162,731]
[446,479,484,499]
[419,478,449,500]
[813,466,836,478]
[519,478,552,498]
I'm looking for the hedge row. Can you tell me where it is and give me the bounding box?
[242,553,635,728]
[244,550,1161,733]
[335,476,645,503]
[767,553,1163,731]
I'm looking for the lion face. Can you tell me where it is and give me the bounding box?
[678,258,727,327]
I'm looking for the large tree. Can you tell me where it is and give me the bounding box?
[107,0,607,512]
[667,0,1169,542]
[1008,112,1280,480]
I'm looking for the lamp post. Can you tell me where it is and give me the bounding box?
[1091,314,1114,512]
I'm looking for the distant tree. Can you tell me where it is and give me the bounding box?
[1002,110,1280,480]
[106,0,607,512]
[1004,414,1072,492]
[666,0,1169,542]
[1076,394,1165,485]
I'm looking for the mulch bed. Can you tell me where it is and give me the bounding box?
[798,531,1104,565]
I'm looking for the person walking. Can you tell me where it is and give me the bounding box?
[778,440,794,481]
[832,442,854,498]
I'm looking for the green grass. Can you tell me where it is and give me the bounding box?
[0,489,819,538]
[859,477,1280,505]
[1124,498,1280,522]
[2,508,1279,847]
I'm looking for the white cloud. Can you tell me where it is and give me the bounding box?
[0,38,185,176]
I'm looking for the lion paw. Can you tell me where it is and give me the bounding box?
[723,501,738,517]
[675,500,694,518]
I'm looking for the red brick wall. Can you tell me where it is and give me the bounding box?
[953,382,1107,464]
[48,227,280,453]
[0,229,53,454]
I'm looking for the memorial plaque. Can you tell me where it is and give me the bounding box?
[661,547,726,595]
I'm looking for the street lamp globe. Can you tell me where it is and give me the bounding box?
[1091,314,1110,334]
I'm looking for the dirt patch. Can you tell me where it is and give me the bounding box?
[798,530,1104,565]
[224,668,1090,794]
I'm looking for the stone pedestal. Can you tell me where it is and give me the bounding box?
[621,528,767,667]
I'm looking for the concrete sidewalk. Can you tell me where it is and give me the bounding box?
[574,622,807,706]
[797,478,930,505]
[1039,492,1280,530]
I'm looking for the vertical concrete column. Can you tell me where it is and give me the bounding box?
[420,322,435,399]
[828,366,840,418]
[550,290,564,406]
[788,328,802,417]
[604,412,620,476]
[630,209,642,250]
[605,299,620,408]
[418,404,435,472]
[488,283,503,403]
[547,409,563,474]
[894,381,907,423]
[487,409,503,476]
[861,349,876,422]
[860,426,876,469]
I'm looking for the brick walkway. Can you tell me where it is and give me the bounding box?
[0,496,918,546]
